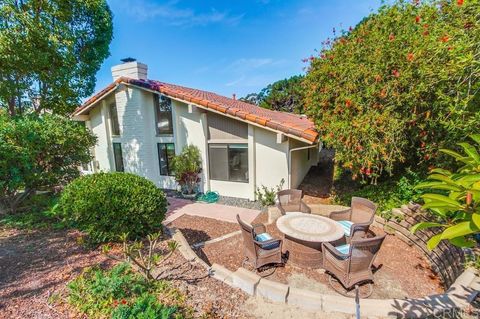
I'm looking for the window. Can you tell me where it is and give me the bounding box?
[158,143,175,176]
[154,95,173,135]
[209,144,248,182]
[109,102,120,136]
[113,143,124,172]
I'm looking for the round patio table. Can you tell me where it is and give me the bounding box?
[276,212,344,269]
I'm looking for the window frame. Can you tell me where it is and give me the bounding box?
[157,143,175,176]
[109,102,120,136]
[208,143,249,183]
[154,95,174,136]
[112,142,124,172]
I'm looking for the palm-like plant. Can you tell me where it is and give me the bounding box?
[411,135,480,250]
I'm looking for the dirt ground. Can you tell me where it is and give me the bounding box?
[0,227,252,319]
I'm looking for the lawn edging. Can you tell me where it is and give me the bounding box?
[208,264,479,318]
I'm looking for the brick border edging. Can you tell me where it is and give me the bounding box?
[168,224,479,318]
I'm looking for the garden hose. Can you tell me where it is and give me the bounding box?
[197,191,220,203]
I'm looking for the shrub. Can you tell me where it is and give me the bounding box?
[171,145,202,195]
[67,263,184,319]
[60,173,167,243]
[0,111,96,213]
[335,169,422,214]
[255,179,285,207]
[0,193,67,230]
[304,0,480,183]
[412,134,480,249]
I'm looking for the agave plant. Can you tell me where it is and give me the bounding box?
[411,135,480,250]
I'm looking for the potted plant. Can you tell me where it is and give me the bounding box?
[171,145,202,199]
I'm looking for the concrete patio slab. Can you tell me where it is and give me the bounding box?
[163,197,260,225]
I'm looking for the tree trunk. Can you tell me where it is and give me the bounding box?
[7,97,16,116]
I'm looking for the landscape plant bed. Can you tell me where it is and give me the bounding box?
[0,226,252,318]
[169,214,240,246]
[199,220,443,299]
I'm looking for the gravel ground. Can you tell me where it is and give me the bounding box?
[162,189,264,210]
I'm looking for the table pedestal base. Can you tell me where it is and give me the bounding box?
[283,235,323,269]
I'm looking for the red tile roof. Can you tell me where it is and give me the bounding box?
[75,77,318,143]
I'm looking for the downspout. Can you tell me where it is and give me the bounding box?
[288,142,322,189]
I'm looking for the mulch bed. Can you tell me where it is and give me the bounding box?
[169,214,240,245]
[0,226,252,319]
[199,212,444,299]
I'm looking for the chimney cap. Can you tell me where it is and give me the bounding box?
[121,57,137,63]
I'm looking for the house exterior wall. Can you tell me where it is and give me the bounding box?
[254,128,289,192]
[173,100,208,193]
[289,139,319,189]
[84,85,318,200]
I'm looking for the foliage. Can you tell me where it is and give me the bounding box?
[255,179,285,207]
[67,263,185,319]
[111,294,179,319]
[335,168,422,214]
[0,193,67,230]
[412,135,480,250]
[0,0,113,116]
[241,75,306,114]
[103,232,179,281]
[239,93,261,105]
[171,145,202,195]
[59,173,167,244]
[304,0,480,184]
[0,111,96,213]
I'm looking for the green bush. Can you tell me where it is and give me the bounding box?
[111,294,179,319]
[412,134,480,249]
[0,193,67,230]
[0,111,96,213]
[67,263,184,319]
[171,145,202,195]
[255,179,285,207]
[60,172,167,243]
[335,169,422,215]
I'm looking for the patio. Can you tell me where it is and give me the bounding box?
[164,196,444,300]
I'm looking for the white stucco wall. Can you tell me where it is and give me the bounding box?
[254,128,290,192]
[173,101,208,193]
[89,98,113,172]
[289,139,319,189]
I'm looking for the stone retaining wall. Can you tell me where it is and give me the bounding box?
[374,203,466,288]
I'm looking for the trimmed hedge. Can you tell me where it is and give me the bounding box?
[60,172,167,243]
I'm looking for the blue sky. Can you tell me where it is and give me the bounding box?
[94,0,382,98]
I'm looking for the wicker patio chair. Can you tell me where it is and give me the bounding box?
[322,234,386,298]
[276,189,311,215]
[329,197,377,239]
[236,214,283,270]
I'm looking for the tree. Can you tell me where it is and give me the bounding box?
[303,0,480,184]
[240,75,306,113]
[0,111,96,213]
[412,134,480,249]
[239,93,260,105]
[0,0,113,116]
[259,75,305,113]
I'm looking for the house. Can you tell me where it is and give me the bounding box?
[73,59,321,200]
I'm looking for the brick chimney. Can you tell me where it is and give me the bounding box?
[111,58,148,81]
[232,93,236,100]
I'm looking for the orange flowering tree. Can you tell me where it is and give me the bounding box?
[304,0,480,184]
